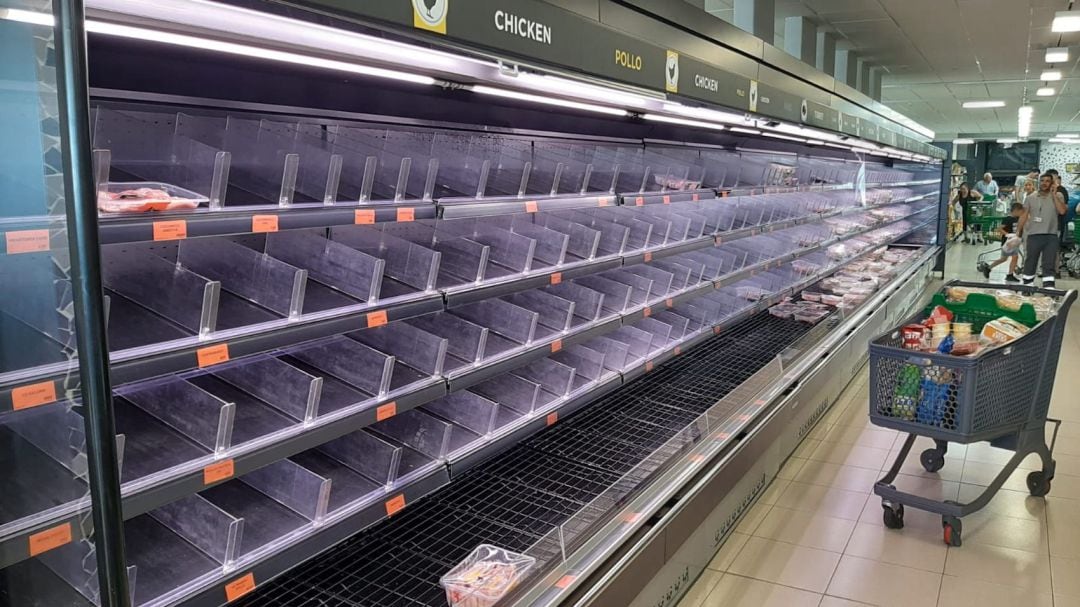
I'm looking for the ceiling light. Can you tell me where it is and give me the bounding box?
[1048,138,1080,144]
[1037,87,1056,97]
[641,114,727,131]
[472,85,628,116]
[760,132,807,143]
[1052,11,1080,32]
[1041,70,1062,81]
[823,143,853,151]
[83,21,437,85]
[729,127,761,135]
[662,103,750,125]
[1046,48,1070,63]
[0,7,54,25]
[512,73,654,108]
[962,100,1006,109]
[997,138,1019,144]
[1056,133,1079,138]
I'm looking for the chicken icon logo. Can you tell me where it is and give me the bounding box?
[412,0,447,34]
[665,51,679,93]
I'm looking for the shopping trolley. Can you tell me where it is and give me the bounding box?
[868,281,1076,546]
[975,239,1024,279]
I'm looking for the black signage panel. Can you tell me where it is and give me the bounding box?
[449,0,590,68]
[673,54,752,111]
[753,82,802,123]
[858,119,878,142]
[581,26,666,90]
[840,112,860,137]
[878,129,896,148]
[803,100,839,132]
[298,0,410,25]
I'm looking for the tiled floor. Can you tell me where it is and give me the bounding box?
[677,242,1080,607]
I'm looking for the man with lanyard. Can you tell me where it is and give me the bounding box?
[1018,172,1068,288]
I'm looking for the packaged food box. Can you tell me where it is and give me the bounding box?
[441,545,536,607]
[801,291,823,302]
[980,317,1030,344]
[97,182,208,214]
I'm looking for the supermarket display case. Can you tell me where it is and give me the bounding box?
[0,2,946,606]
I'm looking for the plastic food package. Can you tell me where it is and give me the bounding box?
[925,305,954,326]
[801,291,823,302]
[97,182,207,214]
[441,545,537,607]
[820,294,843,306]
[980,317,1029,344]
[736,286,769,301]
[769,303,799,319]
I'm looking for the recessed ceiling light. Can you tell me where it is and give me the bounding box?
[997,138,1019,143]
[1041,70,1062,81]
[1056,133,1080,138]
[962,100,1006,108]
[1037,87,1056,96]
[953,138,975,144]
[1052,11,1080,32]
[1046,47,1069,63]
[1049,138,1080,144]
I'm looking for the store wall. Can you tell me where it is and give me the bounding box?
[1039,143,1080,186]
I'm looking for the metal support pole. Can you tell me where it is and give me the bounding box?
[53,0,130,605]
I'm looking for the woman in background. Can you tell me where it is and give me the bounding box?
[951,182,982,234]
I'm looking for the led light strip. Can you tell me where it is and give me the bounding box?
[472,85,628,116]
[642,113,727,131]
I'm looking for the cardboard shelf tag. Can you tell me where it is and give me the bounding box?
[12,380,57,411]
[251,215,279,233]
[5,229,50,254]
[28,523,72,557]
[225,573,256,602]
[367,309,389,328]
[354,209,376,224]
[546,412,558,426]
[204,459,235,485]
[197,344,230,368]
[153,220,188,241]
[396,207,415,222]
[385,494,406,516]
[376,401,397,421]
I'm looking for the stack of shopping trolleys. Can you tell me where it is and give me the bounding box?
[868,280,1076,546]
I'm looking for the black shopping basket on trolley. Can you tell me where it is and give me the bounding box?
[867,280,1076,546]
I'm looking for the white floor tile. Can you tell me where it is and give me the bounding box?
[706,532,751,572]
[699,574,822,607]
[773,481,870,520]
[759,478,791,506]
[807,441,892,471]
[844,522,948,572]
[943,542,1053,592]
[752,506,857,553]
[957,484,1045,521]
[793,459,882,492]
[826,554,942,607]
[935,575,1054,607]
[727,536,841,593]
[1051,555,1080,602]
[959,508,1049,554]
[677,568,724,607]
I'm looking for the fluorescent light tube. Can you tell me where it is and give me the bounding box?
[1046,47,1069,63]
[962,101,1006,108]
[84,21,436,85]
[729,127,761,135]
[472,86,628,116]
[1052,11,1080,32]
[1037,87,1056,97]
[953,139,975,144]
[0,7,55,25]
[642,113,727,131]
[662,103,750,125]
[760,132,807,143]
[997,138,1019,144]
[1056,133,1079,138]
[1041,70,1062,81]
[512,72,653,107]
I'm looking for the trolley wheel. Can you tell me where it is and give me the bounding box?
[920,448,946,473]
[942,516,962,547]
[882,503,905,530]
[1026,471,1053,497]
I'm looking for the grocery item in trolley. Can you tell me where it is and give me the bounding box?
[97,182,208,213]
[441,544,537,607]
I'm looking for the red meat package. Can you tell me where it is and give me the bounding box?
[923,305,954,327]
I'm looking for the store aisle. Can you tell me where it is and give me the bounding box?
[677,243,1080,607]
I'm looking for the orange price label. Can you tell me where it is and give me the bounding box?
[28,523,72,557]
[665,298,674,308]
[713,326,722,334]
[550,272,562,285]
[5,229,50,254]
[525,201,539,213]
[354,209,376,224]
[367,309,388,328]
[203,459,235,485]
[385,494,406,516]
[689,454,706,463]
[551,339,563,353]
[674,346,682,355]
[546,412,558,426]
[598,197,611,207]
[692,193,700,202]
[376,401,397,421]
[643,251,653,263]
[624,512,642,524]
[197,343,230,368]
[225,573,256,602]
[714,236,723,246]
[153,220,187,241]
[396,207,415,222]
[251,215,279,233]
[662,195,671,204]
[635,196,645,206]
[643,306,652,317]
[555,575,577,589]
[11,380,57,411]
[645,361,654,372]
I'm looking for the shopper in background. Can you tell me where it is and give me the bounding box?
[1046,169,1070,277]
[951,182,982,233]
[1018,173,1068,287]
[979,201,1025,282]
[975,172,999,198]
[1013,169,1039,204]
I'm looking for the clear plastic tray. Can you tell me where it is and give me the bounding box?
[440,544,536,607]
[97,181,208,213]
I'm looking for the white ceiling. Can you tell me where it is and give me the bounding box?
[690,0,1080,140]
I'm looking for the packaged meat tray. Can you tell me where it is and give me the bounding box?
[98,182,208,214]
[441,544,536,607]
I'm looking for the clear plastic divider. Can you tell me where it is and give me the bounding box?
[177,238,306,318]
[263,229,385,303]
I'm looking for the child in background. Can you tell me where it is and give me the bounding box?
[979,201,1025,282]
